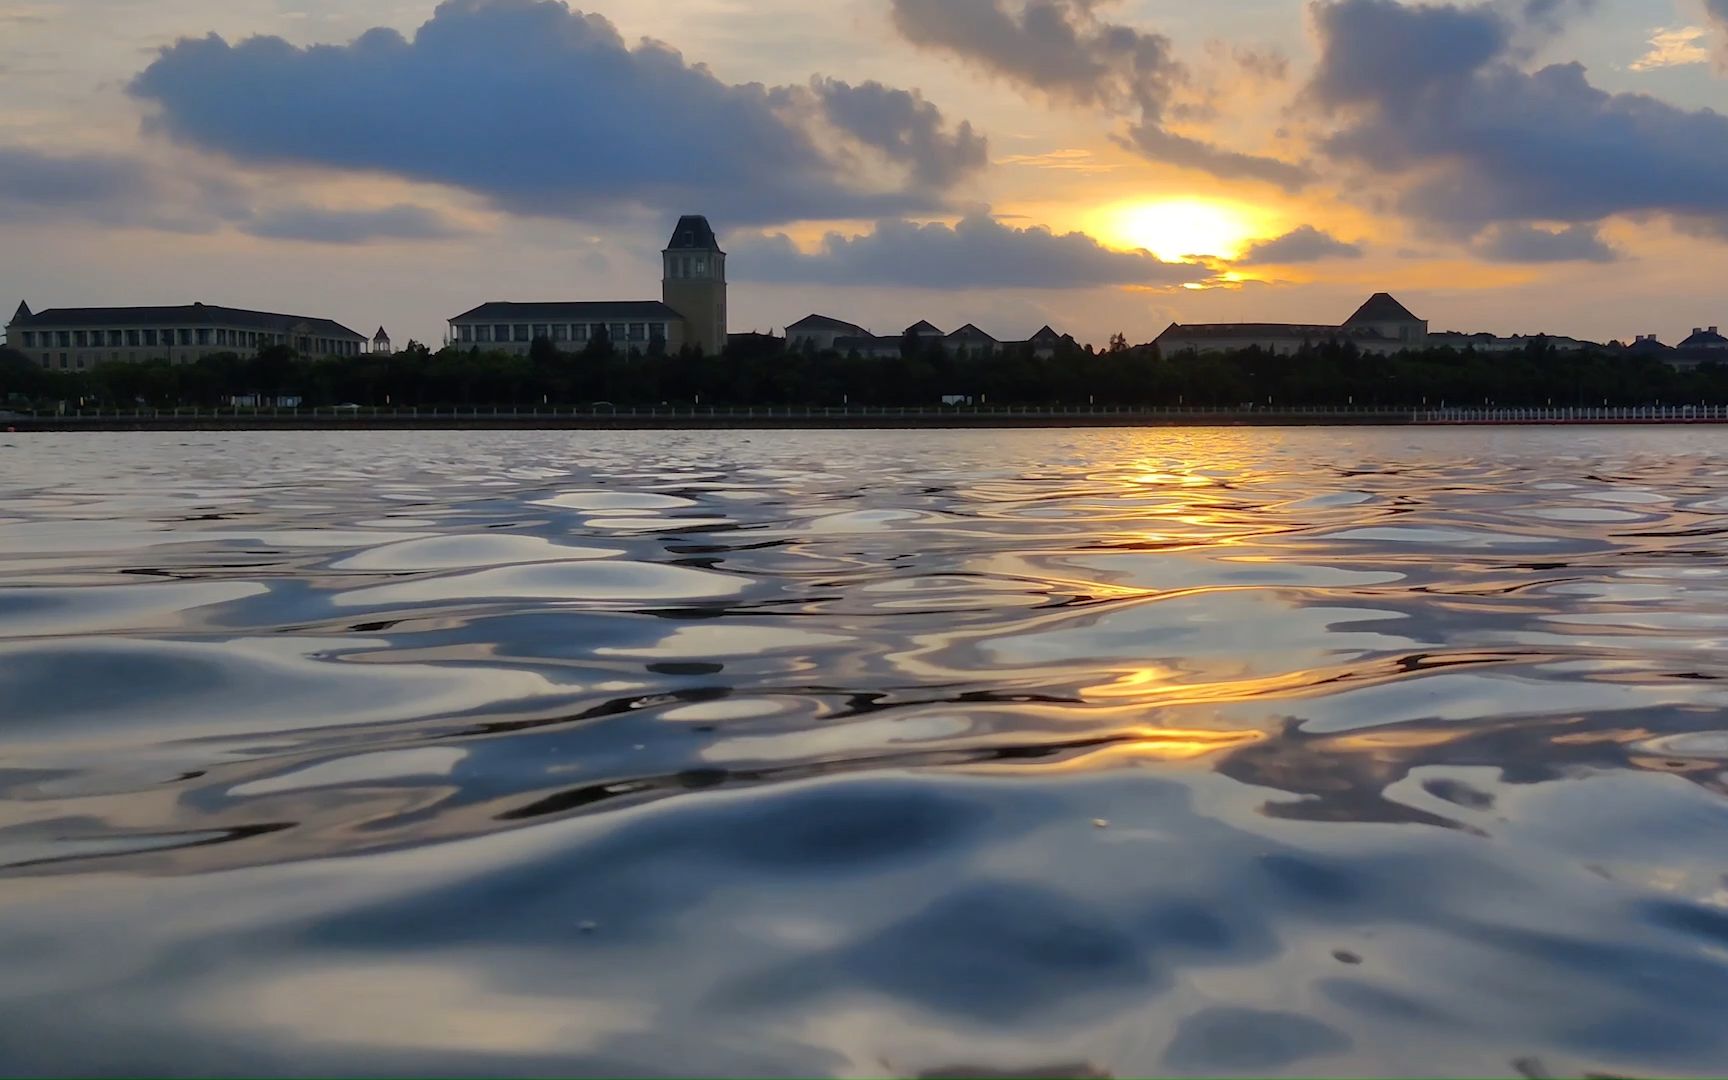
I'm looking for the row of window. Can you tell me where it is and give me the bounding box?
[665,255,719,279]
[454,322,668,345]
[17,328,363,356]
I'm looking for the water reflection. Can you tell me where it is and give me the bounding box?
[3,427,1728,1076]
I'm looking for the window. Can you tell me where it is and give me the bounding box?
[628,323,646,342]
[552,324,568,342]
[126,330,140,347]
[693,257,707,275]
[59,355,68,369]
[74,331,88,347]
[513,324,530,342]
[57,331,70,348]
[197,329,211,346]
[493,324,509,343]
[143,329,157,347]
[532,324,549,340]
[459,324,473,343]
[179,329,193,345]
[650,323,666,342]
[572,324,589,342]
[609,323,626,342]
[76,357,85,369]
[475,325,491,343]
[21,331,34,347]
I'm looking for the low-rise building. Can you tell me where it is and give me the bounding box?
[786,314,868,352]
[1680,326,1728,352]
[4,301,367,371]
[1154,292,1429,357]
[449,215,727,356]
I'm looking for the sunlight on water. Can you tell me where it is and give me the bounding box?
[2,427,1728,1077]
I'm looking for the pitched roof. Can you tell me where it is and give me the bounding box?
[1029,325,1062,342]
[787,313,866,333]
[904,320,943,335]
[10,301,29,325]
[947,323,998,344]
[12,302,363,339]
[664,215,721,252]
[1344,292,1421,325]
[451,300,682,322]
[1680,328,1728,347]
[1156,322,1389,341]
[373,326,390,340]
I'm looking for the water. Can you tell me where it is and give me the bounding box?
[2,427,1728,1078]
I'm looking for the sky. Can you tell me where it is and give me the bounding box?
[3,0,1728,349]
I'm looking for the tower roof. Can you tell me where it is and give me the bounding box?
[1345,292,1421,325]
[374,326,390,339]
[10,301,30,325]
[664,215,721,252]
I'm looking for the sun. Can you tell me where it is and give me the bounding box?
[1106,198,1261,263]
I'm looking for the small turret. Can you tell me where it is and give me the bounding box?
[372,326,392,355]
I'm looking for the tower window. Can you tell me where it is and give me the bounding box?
[694,258,707,275]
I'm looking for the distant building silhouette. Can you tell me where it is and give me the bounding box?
[445,215,727,356]
[372,326,392,355]
[3,301,366,370]
[1153,292,1429,357]
[785,315,1076,358]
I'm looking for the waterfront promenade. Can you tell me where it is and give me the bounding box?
[8,403,1728,432]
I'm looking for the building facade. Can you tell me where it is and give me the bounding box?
[1154,293,1429,358]
[788,316,1078,358]
[448,215,728,357]
[4,301,367,371]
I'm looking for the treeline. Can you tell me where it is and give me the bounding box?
[3,335,1724,410]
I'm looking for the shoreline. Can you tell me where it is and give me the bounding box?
[7,409,1728,433]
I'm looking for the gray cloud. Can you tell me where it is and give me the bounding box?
[1473,222,1618,262]
[0,144,458,244]
[1305,0,1728,237]
[888,0,1309,188]
[130,0,986,227]
[1709,0,1728,65]
[0,145,154,220]
[1236,225,1364,264]
[242,203,463,244]
[730,213,1211,289]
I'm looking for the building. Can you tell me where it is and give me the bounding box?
[786,314,867,352]
[449,215,728,357]
[1429,331,1600,353]
[1154,292,1429,357]
[1680,326,1728,352]
[372,327,393,356]
[4,300,367,371]
[786,316,1078,358]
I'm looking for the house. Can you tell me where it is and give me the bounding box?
[1153,292,1429,358]
[1680,326,1728,351]
[787,314,868,351]
[448,215,728,356]
[946,323,999,354]
[4,300,367,371]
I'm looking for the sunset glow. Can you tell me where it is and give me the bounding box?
[1106,199,1263,263]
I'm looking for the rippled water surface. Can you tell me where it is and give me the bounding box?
[4,428,1728,1077]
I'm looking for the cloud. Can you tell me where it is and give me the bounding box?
[1630,26,1710,71]
[887,0,1309,189]
[241,203,463,244]
[1709,0,1728,67]
[729,213,1212,289]
[1472,222,1618,262]
[1236,225,1364,264]
[1305,0,1728,237]
[129,0,987,227]
[0,143,458,245]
